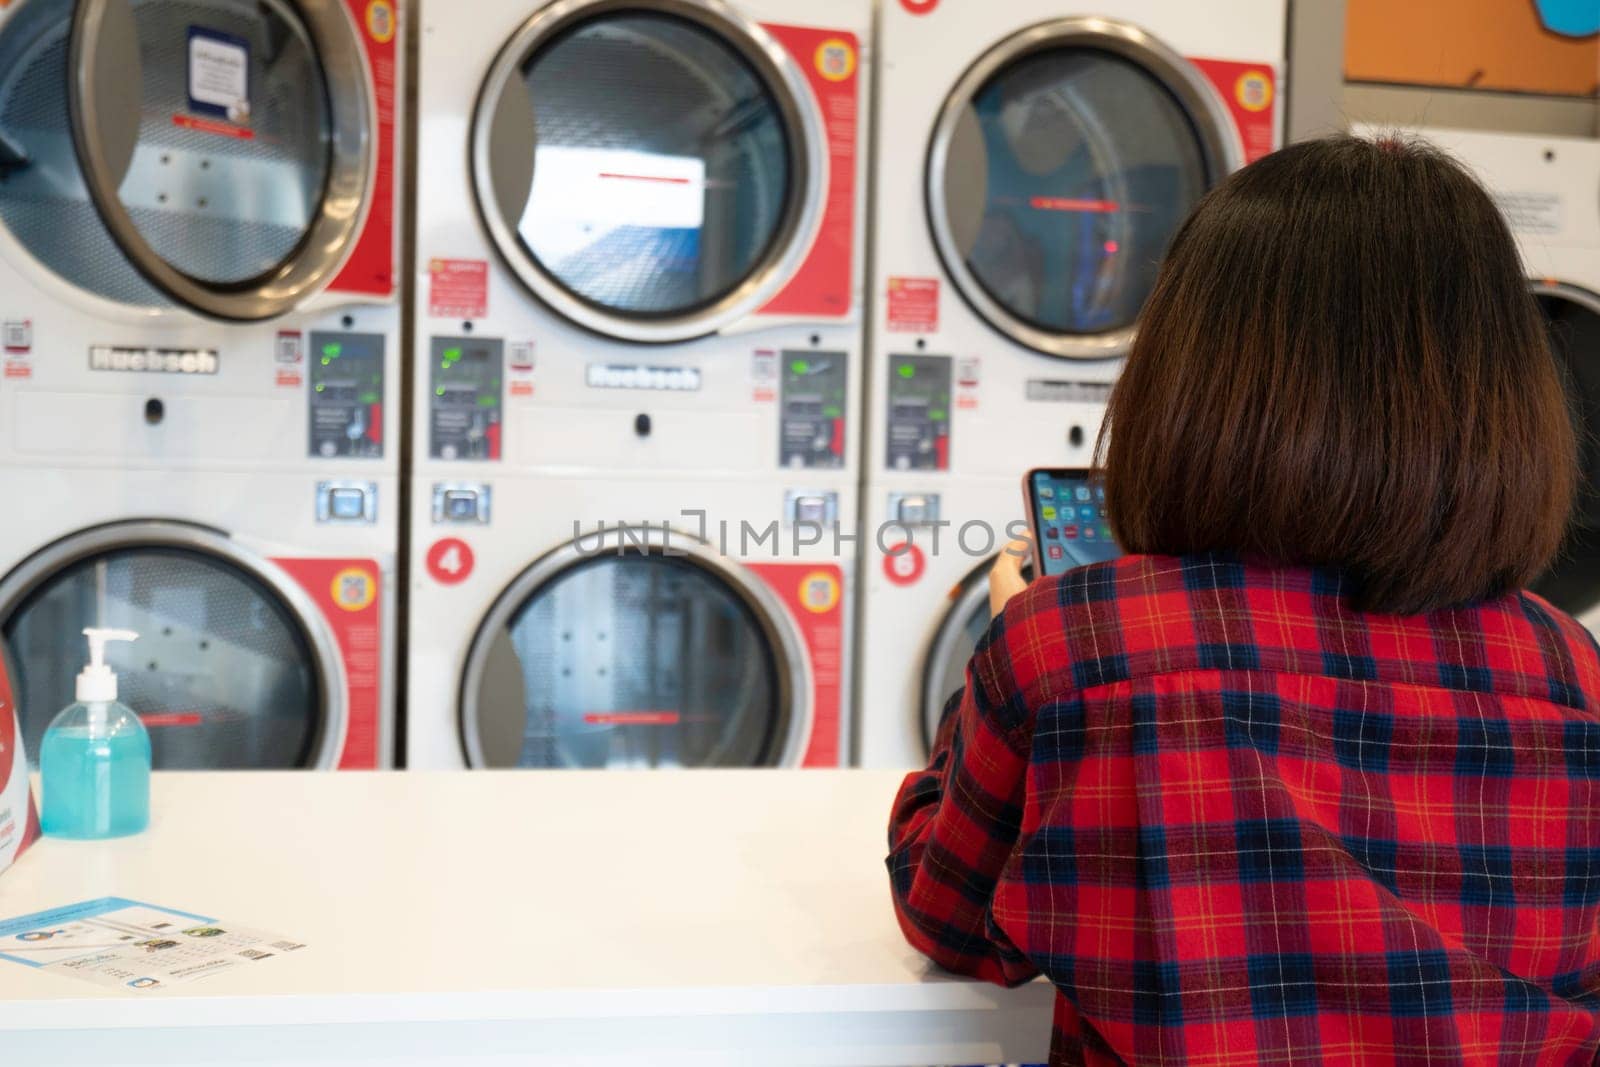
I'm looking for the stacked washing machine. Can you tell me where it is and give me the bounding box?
[1401,127,1600,629]
[0,0,404,768]
[856,0,1288,767]
[406,0,869,769]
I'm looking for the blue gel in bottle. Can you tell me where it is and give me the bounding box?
[40,629,151,840]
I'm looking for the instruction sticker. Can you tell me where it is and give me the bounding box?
[187,28,251,125]
[1493,191,1563,236]
[0,898,304,992]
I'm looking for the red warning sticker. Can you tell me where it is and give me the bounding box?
[426,538,475,585]
[271,557,383,770]
[1191,58,1278,164]
[428,258,488,320]
[757,24,859,319]
[747,561,844,767]
[886,276,939,333]
[900,0,939,12]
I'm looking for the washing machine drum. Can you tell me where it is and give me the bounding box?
[0,527,337,770]
[473,2,819,342]
[930,20,1234,360]
[0,0,371,320]
[462,547,804,769]
[1531,286,1600,617]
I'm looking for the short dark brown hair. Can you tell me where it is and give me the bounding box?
[1101,135,1575,615]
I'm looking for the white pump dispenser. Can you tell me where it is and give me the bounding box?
[76,628,139,704]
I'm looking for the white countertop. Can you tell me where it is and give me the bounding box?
[0,771,1052,1065]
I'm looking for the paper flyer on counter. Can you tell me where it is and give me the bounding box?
[0,898,304,992]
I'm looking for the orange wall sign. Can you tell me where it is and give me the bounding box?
[1346,0,1598,98]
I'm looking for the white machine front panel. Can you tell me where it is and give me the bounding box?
[406,473,854,769]
[0,467,399,770]
[1530,288,1600,623]
[413,0,868,483]
[0,304,400,475]
[1392,128,1600,273]
[867,0,1286,481]
[854,479,1023,768]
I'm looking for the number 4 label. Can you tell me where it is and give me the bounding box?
[426,538,474,585]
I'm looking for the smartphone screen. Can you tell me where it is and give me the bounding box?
[1026,469,1122,578]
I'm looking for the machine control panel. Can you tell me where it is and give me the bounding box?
[779,350,847,469]
[887,492,941,526]
[430,336,503,462]
[784,490,839,527]
[885,354,951,471]
[308,332,385,459]
[433,483,493,525]
[316,481,378,525]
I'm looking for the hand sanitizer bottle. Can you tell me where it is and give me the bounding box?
[41,628,150,839]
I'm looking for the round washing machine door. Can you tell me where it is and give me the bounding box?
[460,529,810,769]
[1531,283,1600,621]
[471,0,826,343]
[0,0,372,320]
[919,561,996,756]
[0,522,344,770]
[928,18,1236,360]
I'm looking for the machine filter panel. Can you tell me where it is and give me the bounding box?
[779,350,847,469]
[885,355,951,472]
[308,332,384,458]
[430,336,503,462]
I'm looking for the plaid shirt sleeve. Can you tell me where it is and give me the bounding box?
[886,586,1041,988]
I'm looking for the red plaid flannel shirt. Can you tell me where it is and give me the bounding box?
[889,554,1600,1064]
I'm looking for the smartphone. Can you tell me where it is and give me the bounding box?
[1023,468,1122,578]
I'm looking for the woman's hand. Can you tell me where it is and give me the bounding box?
[989,536,1033,617]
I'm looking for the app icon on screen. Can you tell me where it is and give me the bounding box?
[1047,545,1064,560]
[1042,506,1056,520]
[1075,486,1091,502]
[1064,525,1079,539]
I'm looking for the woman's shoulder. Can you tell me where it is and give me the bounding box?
[999,553,1600,713]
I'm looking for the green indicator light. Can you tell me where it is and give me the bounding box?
[320,357,331,366]
[929,409,947,421]
[314,384,325,393]
[790,360,808,375]
[322,343,341,358]
[822,405,841,418]
[435,387,446,396]
[441,361,451,371]
[359,392,380,404]
[897,364,915,379]
[476,396,498,408]
[443,347,462,362]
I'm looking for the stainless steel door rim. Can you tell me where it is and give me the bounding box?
[470,0,828,343]
[0,520,346,769]
[68,0,375,321]
[926,16,1241,360]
